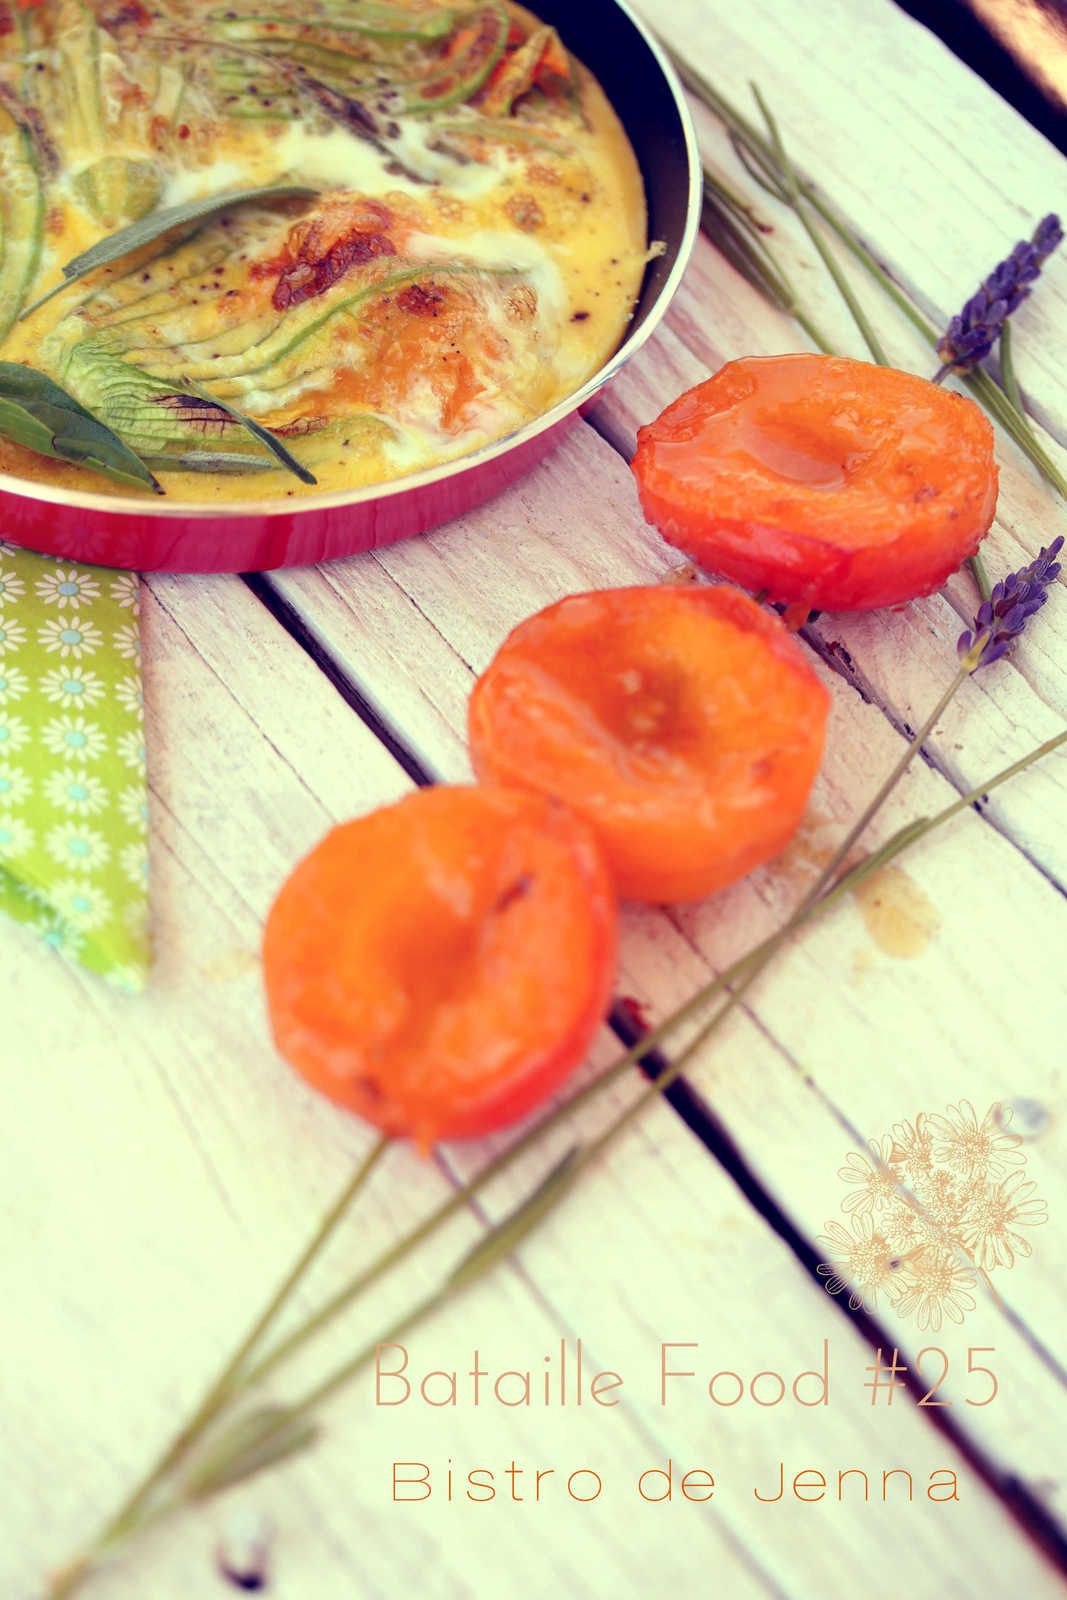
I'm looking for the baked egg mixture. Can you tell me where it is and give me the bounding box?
[0,0,648,500]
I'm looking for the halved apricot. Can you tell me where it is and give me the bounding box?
[632,354,998,611]
[263,786,618,1148]
[468,585,830,903]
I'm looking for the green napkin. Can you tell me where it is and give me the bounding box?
[0,541,150,989]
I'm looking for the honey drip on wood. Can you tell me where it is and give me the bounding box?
[851,865,940,959]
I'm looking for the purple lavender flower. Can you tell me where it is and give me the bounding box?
[957,536,1064,669]
[935,214,1064,381]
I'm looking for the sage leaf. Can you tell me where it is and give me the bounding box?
[23,183,318,316]
[183,1406,321,1500]
[446,1146,582,1292]
[180,379,317,485]
[0,362,162,493]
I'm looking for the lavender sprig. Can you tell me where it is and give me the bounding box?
[957,536,1064,669]
[934,214,1064,382]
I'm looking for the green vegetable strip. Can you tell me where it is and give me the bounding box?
[79,263,518,396]
[199,1,580,131]
[140,449,282,474]
[406,4,510,114]
[0,13,46,340]
[207,2,457,39]
[0,116,44,342]
[180,378,317,483]
[477,24,555,116]
[56,0,106,152]
[86,245,238,328]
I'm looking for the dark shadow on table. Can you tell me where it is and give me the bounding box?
[896,0,1066,152]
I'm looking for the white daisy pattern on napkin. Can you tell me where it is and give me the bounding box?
[35,567,102,608]
[37,612,104,659]
[0,661,30,703]
[40,667,108,708]
[0,542,150,987]
[0,613,28,651]
[41,715,109,762]
[0,565,26,602]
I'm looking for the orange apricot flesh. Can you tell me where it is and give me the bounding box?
[468,584,831,903]
[632,354,998,611]
[263,785,618,1148]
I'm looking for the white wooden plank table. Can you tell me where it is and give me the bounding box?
[4,2,1067,1596]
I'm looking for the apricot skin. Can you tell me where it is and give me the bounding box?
[632,354,998,612]
[469,584,830,904]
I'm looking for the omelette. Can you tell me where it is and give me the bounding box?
[0,0,648,499]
